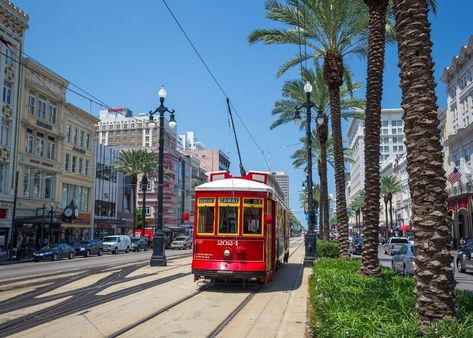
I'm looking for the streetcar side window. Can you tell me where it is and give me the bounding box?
[197,206,215,234]
[197,197,215,234]
[243,198,263,235]
[218,197,240,235]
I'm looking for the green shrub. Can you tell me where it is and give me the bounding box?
[309,258,473,337]
[316,240,339,258]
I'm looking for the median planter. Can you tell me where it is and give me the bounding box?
[309,258,473,337]
[316,240,339,258]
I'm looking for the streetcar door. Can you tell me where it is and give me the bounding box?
[266,199,274,271]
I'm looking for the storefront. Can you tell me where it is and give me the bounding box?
[447,196,473,246]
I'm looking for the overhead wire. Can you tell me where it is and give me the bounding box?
[161,0,271,171]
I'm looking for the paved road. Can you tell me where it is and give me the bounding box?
[352,244,473,291]
[0,248,192,281]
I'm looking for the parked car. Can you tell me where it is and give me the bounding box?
[130,237,148,252]
[33,243,75,261]
[457,240,473,273]
[350,238,363,255]
[102,235,131,254]
[383,237,409,255]
[407,236,414,245]
[391,243,415,275]
[75,239,103,257]
[170,236,192,250]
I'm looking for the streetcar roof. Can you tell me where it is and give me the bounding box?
[195,178,275,193]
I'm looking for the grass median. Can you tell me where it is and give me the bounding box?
[309,258,473,337]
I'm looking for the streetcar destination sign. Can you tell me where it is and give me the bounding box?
[219,197,239,204]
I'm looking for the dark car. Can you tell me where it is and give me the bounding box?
[457,240,473,273]
[75,239,103,257]
[350,238,363,255]
[130,237,148,252]
[33,243,75,261]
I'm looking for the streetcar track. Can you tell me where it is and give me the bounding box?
[108,240,304,338]
[0,270,193,336]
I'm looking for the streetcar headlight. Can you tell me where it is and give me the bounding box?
[224,249,231,257]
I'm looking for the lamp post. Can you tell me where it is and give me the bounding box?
[141,175,148,238]
[295,81,324,267]
[149,86,176,267]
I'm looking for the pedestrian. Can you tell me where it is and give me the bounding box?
[460,237,465,247]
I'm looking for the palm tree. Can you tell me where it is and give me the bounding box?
[300,182,320,231]
[292,131,354,239]
[249,0,370,258]
[271,66,364,240]
[392,0,455,325]
[380,175,403,232]
[349,190,365,235]
[112,149,158,236]
[359,0,390,277]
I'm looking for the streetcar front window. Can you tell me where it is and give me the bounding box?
[243,207,262,235]
[218,206,238,234]
[197,206,215,234]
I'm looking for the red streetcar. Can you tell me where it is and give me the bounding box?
[192,170,289,284]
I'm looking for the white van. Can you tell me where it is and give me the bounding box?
[102,235,131,254]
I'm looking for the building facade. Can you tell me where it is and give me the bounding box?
[61,103,98,245]
[94,143,132,238]
[96,108,180,232]
[183,149,230,173]
[272,171,289,205]
[14,58,68,255]
[441,35,473,244]
[0,0,28,255]
[346,109,406,227]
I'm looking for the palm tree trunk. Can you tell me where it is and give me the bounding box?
[389,198,393,231]
[318,120,329,241]
[393,0,456,325]
[360,0,387,276]
[324,49,349,259]
[131,175,138,236]
[384,196,389,237]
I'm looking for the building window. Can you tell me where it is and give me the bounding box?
[22,170,30,196]
[78,158,83,174]
[85,133,90,149]
[28,91,35,115]
[37,96,47,120]
[46,136,55,160]
[0,163,5,193]
[80,131,84,147]
[5,47,14,66]
[72,156,77,172]
[85,160,89,176]
[0,119,9,147]
[25,129,33,153]
[66,126,71,143]
[44,177,54,199]
[2,81,12,104]
[35,133,45,157]
[32,171,42,197]
[65,154,70,171]
[382,121,388,127]
[61,183,89,211]
[73,128,78,145]
[48,103,57,124]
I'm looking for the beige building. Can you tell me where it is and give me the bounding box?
[14,59,98,255]
[61,103,98,244]
[0,0,28,256]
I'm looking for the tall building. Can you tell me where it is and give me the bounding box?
[178,131,205,150]
[272,171,289,205]
[441,35,473,243]
[94,144,132,238]
[346,109,406,204]
[182,149,230,173]
[346,109,406,227]
[96,108,180,231]
[0,0,28,255]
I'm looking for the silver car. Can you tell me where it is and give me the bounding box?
[170,236,192,250]
[391,243,415,275]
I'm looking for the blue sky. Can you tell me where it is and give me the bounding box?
[13,0,473,225]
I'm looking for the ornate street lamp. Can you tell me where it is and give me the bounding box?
[149,86,176,267]
[295,81,324,267]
